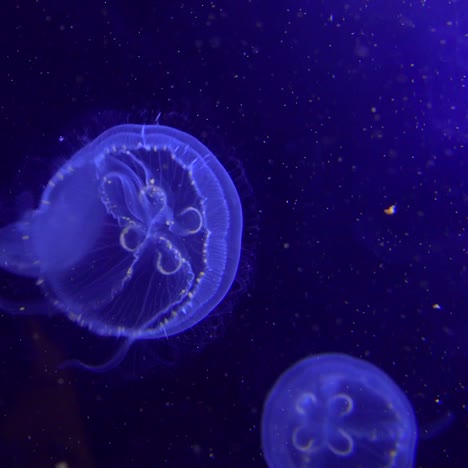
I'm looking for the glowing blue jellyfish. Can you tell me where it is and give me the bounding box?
[0,124,243,371]
[262,353,417,468]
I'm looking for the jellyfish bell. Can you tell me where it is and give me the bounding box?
[0,124,243,372]
[262,353,418,468]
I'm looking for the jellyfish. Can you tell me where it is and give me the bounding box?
[262,353,417,467]
[0,124,243,372]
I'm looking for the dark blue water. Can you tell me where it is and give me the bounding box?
[0,1,466,467]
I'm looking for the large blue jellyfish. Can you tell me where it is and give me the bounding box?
[262,353,418,467]
[0,124,243,371]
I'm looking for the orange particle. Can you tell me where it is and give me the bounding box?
[384,204,397,215]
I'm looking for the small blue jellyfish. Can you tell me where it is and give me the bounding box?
[262,353,417,468]
[0,124,243,371]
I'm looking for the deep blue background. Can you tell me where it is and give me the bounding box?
[0,1,466,467]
